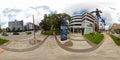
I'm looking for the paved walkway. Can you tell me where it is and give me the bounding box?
[0,31,49,52]
[0,33,120,60]
[55,32,103,52]
[92,33,120,57]
[68,33,93,49]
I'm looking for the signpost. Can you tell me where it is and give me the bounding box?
[60,22,67,41]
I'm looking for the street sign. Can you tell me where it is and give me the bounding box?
[60,22,67,41]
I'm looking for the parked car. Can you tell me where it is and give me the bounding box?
[13,32,19,35]
[2,32,8,36]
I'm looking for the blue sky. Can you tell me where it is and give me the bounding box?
[72,9,111,28]
[72,9,88,15]
[0,0,120,29]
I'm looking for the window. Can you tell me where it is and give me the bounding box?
[73,24,81,26]
[87,23,93,27]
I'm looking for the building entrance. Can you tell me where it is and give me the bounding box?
[70,28,84,34]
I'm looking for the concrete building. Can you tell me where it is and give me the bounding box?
[108,23,120,30]
[8,20,24,31]
[69,12,99,34]
[24,22,34,31]
[24,22,40,31]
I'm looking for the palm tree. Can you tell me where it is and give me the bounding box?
[101,19,106,30]
[91,8,106,31]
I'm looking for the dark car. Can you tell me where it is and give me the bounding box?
[13,32,19,35]
[2,32,8,36]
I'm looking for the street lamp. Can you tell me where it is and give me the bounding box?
[32,15,36,39]
[26,15,36,44]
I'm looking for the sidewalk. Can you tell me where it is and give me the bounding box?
[0,33,120,60]
[55,33,100,52]
[91,33,120,57]
[68,33,93,49]
[0,31,49,52]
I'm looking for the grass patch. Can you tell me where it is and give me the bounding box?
[110,34,120,46]
[26,31,32,35]
[41,31,60,35]
[85,33,104,44]
[0,38,9,45]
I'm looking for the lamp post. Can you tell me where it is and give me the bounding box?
[32,15,36,40]
[26,15,36,44]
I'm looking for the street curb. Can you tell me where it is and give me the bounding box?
[54,33,104,53]
[0,35,49,52]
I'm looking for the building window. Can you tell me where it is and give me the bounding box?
[87,23,93,27]
[73,24,81,26]
[70,21,82,23]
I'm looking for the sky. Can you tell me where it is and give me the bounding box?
[0,0,120,29]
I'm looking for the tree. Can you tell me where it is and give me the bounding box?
[6,28,10,32]
[39,13,71,31]
[115,29,120,34]
[53,13,71,31]
[0,28,2,33]
[40,14,51,31]
[91,8,106,31]
[17,28,20,32]
[101,19,106,31]
[91,8,102,19]
[12,27,15,32]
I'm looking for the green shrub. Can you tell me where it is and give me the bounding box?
[90,32,95,35]
[26,31,32,35]
[110,35,120,46]
[41,31,60,35]
[0,38,9,45]
[54,31,60,35]
[42,31,53,35]
[97,30,102,33]
[0,30,2,33]
[85,33,104,44]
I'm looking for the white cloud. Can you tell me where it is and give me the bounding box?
[0,0,120,29]
[0,16,9,28]
[62,1,120,29]
[0,5,57,28]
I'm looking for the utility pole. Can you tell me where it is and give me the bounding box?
[32,15,36,40]
[26,15,36,44]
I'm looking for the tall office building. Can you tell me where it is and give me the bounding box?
[69,12,99,34]
[8,20,24,31]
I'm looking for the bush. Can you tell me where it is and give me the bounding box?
[26,31,32,35]
[0,38,9,45]
[90,32,95,35]
[97,30,102,33]
[85,33,104,44]
[41,31,53,35]
[0,29,2,33]
[54,31,60,35]
[41,31,60,35]
[110,35,120,46]
[13,32,19,35]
